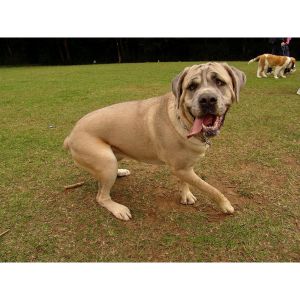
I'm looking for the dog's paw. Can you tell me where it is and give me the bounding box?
[110,203,132,221]
[220,200,235,214]
[114,205,132,220]
[99,199,132,221]
[181,191,197,205]
[117,169,131,177]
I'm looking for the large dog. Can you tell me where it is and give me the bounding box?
[248,54,296,79]
[64,62,246,220]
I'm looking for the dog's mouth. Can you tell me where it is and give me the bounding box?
[187,112,227,139]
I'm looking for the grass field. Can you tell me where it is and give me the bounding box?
[0,61,299,262]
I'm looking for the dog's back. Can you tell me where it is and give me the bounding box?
[249,54,293,67]
[248,55,264,64]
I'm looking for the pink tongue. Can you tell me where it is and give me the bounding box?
[187,115,215,138]
[187,118,203,138]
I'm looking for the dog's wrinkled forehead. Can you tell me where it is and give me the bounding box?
[172,62,246,107]
[182,63,232,86]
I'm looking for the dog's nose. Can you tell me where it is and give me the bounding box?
[198,93,218,114]
[198,94,217,106]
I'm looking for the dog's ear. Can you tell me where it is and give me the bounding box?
[222,63,246,102]
[172,67,190,108]
[291,57,296,66]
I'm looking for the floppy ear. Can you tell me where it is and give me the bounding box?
[291,57,296,67]
[222,63,246,102]
[171,67,190,108]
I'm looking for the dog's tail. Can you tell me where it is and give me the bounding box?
[248,56,261,64]
[63,136,70,150]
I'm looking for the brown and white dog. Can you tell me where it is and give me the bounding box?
[248,54,296,79]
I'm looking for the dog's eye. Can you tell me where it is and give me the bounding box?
[188,83,198,91]
[216,79,225,86]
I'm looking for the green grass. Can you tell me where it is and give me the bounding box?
[0,62,299,262]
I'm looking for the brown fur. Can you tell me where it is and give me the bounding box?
[249,54,296,79]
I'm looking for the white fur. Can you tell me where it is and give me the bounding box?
[117,169,131,177]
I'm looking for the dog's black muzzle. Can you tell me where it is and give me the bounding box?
[198,93,217,115]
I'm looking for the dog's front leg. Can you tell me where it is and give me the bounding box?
[180,182,197,205]
[173,168,234,214]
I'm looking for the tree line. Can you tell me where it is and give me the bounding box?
[0,38,298,65]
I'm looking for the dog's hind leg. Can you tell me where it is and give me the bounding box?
[70,137,132,221]
[257,58,264,78]
[114,152,131,178]
[262,63,268,78]
[117,169,131,177]
[256,65,262,78]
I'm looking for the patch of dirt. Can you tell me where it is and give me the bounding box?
[112,170,250,224]
[280,155,299,167]
[152,186,190,211]
[69,158,286,226]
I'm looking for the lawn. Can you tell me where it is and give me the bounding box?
[0,61,299,262]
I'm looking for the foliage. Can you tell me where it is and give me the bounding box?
[2,38,299,65]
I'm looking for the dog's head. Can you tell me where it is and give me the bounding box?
[172,62,246,138]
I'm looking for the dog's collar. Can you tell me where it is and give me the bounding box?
[176,111,211,145]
